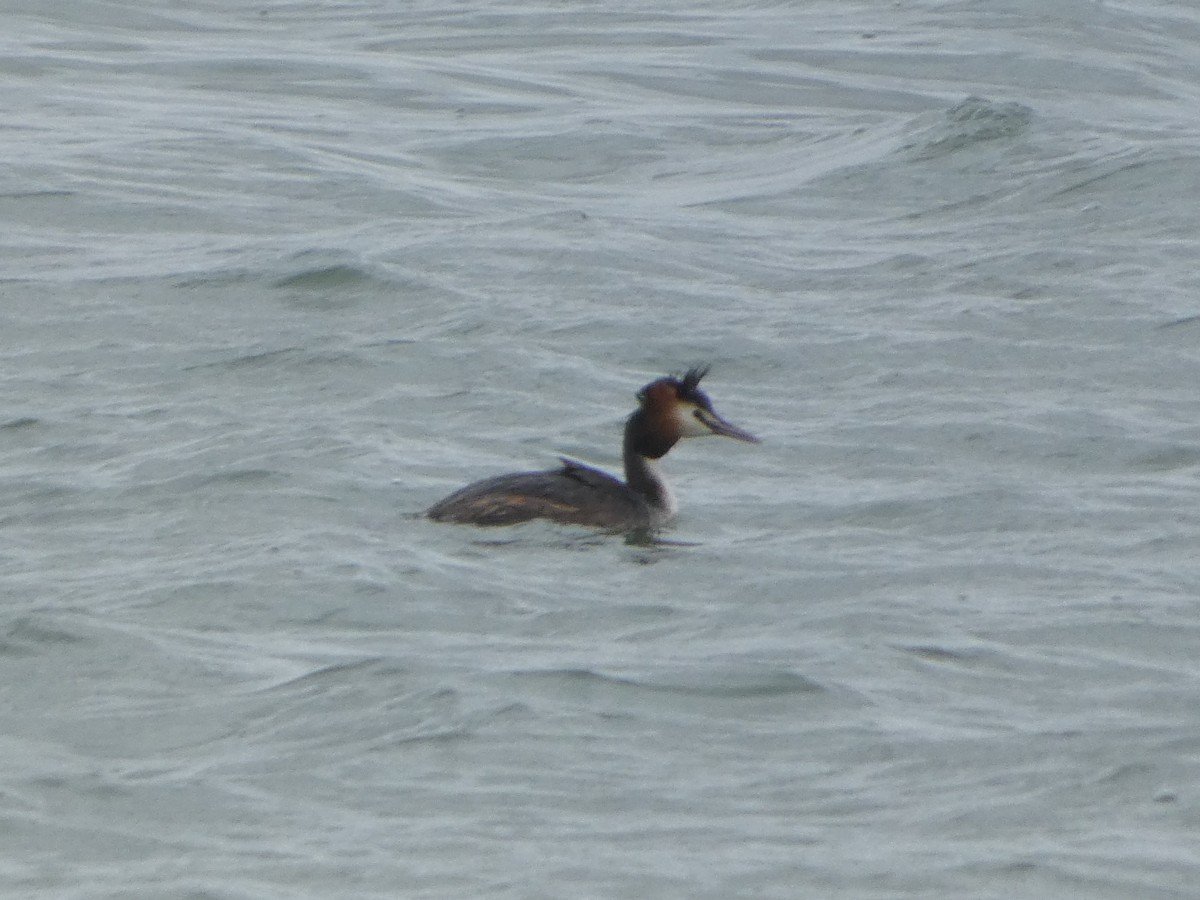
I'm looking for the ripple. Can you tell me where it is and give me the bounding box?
[0,416,40,430]
[513,665,828,700]
[272,262,379,290]
[900,96,1034,160]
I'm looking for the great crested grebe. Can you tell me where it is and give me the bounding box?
[426,366,759,530]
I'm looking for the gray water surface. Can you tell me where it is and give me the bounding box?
[3,1,1200,897]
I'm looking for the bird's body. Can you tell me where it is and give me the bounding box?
[426,366,758,531]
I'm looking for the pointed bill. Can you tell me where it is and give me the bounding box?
[696,407,760,443]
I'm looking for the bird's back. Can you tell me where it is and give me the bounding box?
[426,459,652,528]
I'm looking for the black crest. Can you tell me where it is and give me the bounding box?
[636,364,712,405]
[678,364,711,399]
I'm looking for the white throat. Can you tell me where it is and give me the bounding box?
[639,456,677,518]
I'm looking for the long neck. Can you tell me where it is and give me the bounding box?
[623,413,677,514]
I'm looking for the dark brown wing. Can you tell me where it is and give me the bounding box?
[426,460,650,528]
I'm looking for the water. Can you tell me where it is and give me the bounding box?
[3,1,1200,896]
